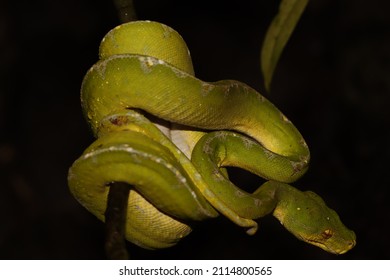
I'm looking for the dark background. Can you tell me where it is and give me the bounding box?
[1,0,389,259]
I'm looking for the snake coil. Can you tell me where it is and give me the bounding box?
[68,21,356,254]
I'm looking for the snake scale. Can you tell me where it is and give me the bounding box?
[68,21,356,254]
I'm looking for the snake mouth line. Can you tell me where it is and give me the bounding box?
[306,238,356,255]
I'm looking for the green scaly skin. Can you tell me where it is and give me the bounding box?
[68,21,356,253]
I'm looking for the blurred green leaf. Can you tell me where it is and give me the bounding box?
[261,0,309,91]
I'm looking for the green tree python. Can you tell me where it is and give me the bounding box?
[68,21,356,254]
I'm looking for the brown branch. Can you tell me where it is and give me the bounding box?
[104,182,130,259]
[113,0,137,23]
[103,0,138,260]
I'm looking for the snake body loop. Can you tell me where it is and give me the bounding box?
[68,21,356,253]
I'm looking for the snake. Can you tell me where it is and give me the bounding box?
[68,21,356,254]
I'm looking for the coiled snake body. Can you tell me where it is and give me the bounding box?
[68,21,356,254]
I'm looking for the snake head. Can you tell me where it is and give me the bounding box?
[273,185,356,254]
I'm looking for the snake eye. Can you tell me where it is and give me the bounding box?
[321,229,333,239]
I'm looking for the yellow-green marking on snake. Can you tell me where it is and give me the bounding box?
[68,21,356,254]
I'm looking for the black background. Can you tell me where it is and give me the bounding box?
[1,0,389,259]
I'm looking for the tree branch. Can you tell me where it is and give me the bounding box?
[113,0,137,23]
[105,182,130,260]
[104,0,138,260]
